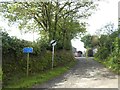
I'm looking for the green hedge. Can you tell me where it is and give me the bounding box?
[2,31,75,87]
[94,30,120,74]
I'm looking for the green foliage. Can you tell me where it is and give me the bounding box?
[81,34,92,48]
[1,1,98,88]
[2,31,76,88]
[3,49,75,88]
[105,36,120,73]
[5,60,76,88]
[81,34,99,48]
[94,46,109,60]
[54,50,75,67]
[105,50,120,73]
[2,31,32,55]
[94,28,120,74]
[0,1,98,50]
[0,67,2,81]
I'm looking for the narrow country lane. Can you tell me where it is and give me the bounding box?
[33,57,118,88]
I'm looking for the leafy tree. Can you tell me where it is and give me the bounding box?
[81,34,99,49]
[95,23,116,36]
[94,25,120,74]
[0,1,98,50]
[81,34,92,48]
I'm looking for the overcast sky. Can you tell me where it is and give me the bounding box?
[71,0,119,52]
[0,0,119,52]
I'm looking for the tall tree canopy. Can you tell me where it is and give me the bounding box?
[0,0,98,49]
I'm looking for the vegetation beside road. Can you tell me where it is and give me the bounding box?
[1,1,98,89]
[4,60,76,88]
[2,31,76,88]
[0,67,2,81]
[94,27,120,74]
[81,24,120,74]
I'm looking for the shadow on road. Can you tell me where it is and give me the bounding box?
[33,57,118,88]
[74,57,117,80]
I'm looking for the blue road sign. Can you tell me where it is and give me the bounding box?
[23,47,33,53]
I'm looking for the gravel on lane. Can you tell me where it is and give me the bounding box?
[32,57,118,88]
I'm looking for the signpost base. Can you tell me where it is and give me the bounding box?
[50,40,57,70]
[27,53,29,76]
[52,46,54,70]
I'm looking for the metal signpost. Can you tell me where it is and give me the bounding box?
[23,47,33,76]
[50,40,57,70]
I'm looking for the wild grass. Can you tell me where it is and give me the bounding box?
[0,67,2,81]
[4,60,76,88]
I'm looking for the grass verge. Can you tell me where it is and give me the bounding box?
[4,60,76,88]
[94,58,119,75]
[0,67,2,81]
